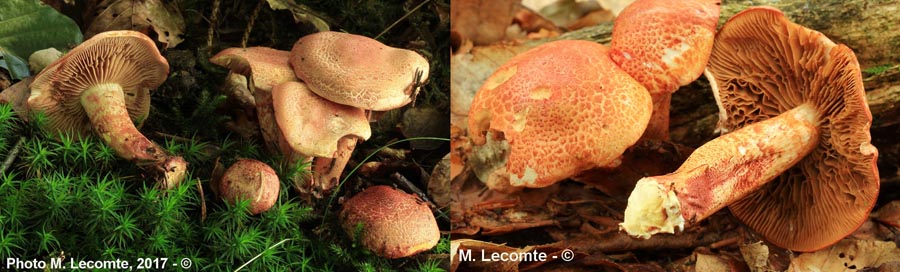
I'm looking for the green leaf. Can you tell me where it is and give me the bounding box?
[0,0,83,80]
[265,0,330,32]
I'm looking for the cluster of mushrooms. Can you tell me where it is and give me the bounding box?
[0,30,440,259]
[210,31,439,258]
[464,0,878,252]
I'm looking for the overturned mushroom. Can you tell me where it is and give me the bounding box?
[620,7,878,252]
[467,40,652,190]
[26,30,187,188]
[290,31,430,111]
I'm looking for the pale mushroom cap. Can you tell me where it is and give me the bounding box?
[27,30,164,139]
[209,47,297,92]
[707,7,879,252]
[272,81,371,158]
[219,159,281,215]
[467,40,652,188]
[340,185,440,259]
[209,47,298,154]
[609,0,720,95]
[290,31,430,111]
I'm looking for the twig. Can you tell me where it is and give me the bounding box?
[374,0,431,40]
[321,137,450,226]
[197,178,207,224]
[207,0,221,53]
[710,236,741,249]
[241,0,264,48]
[234,238,291,272]
[0,137,25,175]
[155,132,194,142]
[391,172,435,208]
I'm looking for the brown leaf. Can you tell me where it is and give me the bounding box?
[874,200,900,228]
[400,106,450,150]
[265,0,329,32]
[450,43,533,129]
[450,0,521,46]
[429,153,452,208]
[787,239,900,271]
[85,0,185,48]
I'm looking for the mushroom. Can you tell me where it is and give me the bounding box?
[467,40,652,190]
[620,7,879,252]
[272,81,370,197]
[289,31,430,111]
[210,46,374,199]
[25,30,187,188]
[209,47,298,154]
[608,0,720,139]
[219,159,280,215]
[340,185,439,259]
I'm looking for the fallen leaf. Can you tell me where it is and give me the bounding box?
[400,106,450,150]
[567,9,615,30]
[265,0,329,32]
[450,0,520,45]
[428,153,451,208]
[85,0,185,48]
[873,200,900,228]
[524,0,603,28]
[740,242,770,272]
[596,0,636,16]
[451,43,533,127]
[787,239,900,271]
[696,253,732,272]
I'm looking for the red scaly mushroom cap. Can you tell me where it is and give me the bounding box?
[707,7,879,252]
[609,0,720,95]
[467,40,652,188]
[340,185,440,259]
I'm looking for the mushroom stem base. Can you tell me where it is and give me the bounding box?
[621,103,820,238]
[81,83,186,187]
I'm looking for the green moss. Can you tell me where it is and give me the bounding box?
[0,0,449,270]
[863,64,898,76]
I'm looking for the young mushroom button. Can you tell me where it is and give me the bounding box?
[620,7,879,252]
[467,40,652,190]
[340,185,440,259]
[289,31,430,111]
[26,30,187,189]
[219,159,281,215]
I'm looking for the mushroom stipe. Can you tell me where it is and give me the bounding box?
[26,30,187,189]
